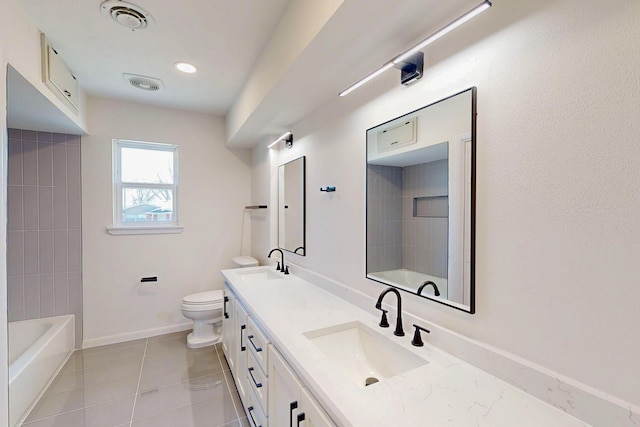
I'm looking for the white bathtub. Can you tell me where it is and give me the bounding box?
[368,269,448,299]
[8,315,75,426]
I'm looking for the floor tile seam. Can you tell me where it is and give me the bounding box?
[137,368,228,394]
[42,353,145,393]
[79,342,147,356]
[143,345,219,358]
[62,354,145,374]
[22,393,139,425]
[130,391,239,425]
[41,370,143,401]
[54,355,145,379]
[215,345,243,421]
[128,338,149,426]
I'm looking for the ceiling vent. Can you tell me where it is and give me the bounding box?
[101,1,152,30]
[123,73,163,91]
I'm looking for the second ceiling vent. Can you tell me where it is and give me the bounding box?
[101,0,152,30]
[123,73,163,91]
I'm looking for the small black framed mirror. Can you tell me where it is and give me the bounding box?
[278,156,306,255]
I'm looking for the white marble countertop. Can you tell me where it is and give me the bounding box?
[222,266,588,427]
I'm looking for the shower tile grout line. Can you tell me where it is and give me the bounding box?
[128,337,149,427]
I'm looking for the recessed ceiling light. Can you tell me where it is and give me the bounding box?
[175,62,197,74]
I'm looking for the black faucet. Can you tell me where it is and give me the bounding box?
[268,248,288,274]
[417,281,440,297]
[375,288,404,336]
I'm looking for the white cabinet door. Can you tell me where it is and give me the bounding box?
[268,345,303,427]
[235,300,250,405]
[300,387,336,427]
[222,284,235,373]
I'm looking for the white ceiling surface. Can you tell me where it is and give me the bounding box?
[20,0,291,115]
[222,0,485,146]
[14,0,486,146]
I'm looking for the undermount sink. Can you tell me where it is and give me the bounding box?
[236,268,282,282]
[304,321,428,388]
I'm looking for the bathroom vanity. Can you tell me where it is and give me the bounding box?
[221,266,587,427]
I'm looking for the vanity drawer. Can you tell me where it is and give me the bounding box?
[246,386,268,427]
[247,317,270,373]
[247,350,269,413]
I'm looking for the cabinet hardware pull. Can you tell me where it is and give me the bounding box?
[240,325,247,351]
[248,335,262,352]
[64,90,71,97]
[224,296,229,318]
[248,406,261,427]
[297,412,306,426]
[248,367,262,388]
[289,401,298,427]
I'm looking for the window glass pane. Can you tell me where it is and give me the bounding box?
[121,147,174,184]
[121,187,174,223]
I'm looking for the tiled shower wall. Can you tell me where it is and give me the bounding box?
[367,160,448,279]
[402,160,448,278]
[367,164,403,273]
[7,129,83,346]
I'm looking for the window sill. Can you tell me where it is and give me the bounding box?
[106,225,184,235]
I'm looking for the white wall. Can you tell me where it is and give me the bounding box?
[82,96,251,345]
[254,0,640,410]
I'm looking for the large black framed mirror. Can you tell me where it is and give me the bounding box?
[278,156,306,255]
[366,87,476,313]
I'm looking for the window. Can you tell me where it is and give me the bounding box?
[109,139,181,234]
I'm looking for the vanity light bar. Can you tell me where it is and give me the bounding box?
[339,0,491,97]
[268,131,293,149]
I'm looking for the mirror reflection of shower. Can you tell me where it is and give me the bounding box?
[366,87,475,313]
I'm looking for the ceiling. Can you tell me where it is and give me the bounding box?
[20,0,291,115]
[15,0,489,146]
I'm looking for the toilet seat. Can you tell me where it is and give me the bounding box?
[181,290,224,312]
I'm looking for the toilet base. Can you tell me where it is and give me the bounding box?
[186,331,220,348]
[186,319,222,349]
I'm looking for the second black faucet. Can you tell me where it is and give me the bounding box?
[375,287,404,336]
[267,248,289,274]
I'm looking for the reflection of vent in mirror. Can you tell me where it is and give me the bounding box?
[377,117,417,153]
[414,196,448,218]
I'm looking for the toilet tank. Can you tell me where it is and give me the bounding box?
[233,256,258,268]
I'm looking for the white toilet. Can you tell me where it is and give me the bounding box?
[181,256,259,348]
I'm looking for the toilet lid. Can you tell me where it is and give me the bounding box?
[182,290,223,305]
[233,256,259,267]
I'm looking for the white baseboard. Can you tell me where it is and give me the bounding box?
[288,263,640,427]
[82,322,193,349]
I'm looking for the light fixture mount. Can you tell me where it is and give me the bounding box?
[394,51,424,86]
[268,131,294,149]
[339,0,491,96]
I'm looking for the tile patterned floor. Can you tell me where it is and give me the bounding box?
[21,331,249,427]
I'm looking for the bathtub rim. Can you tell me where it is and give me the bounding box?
[8,314,75,384]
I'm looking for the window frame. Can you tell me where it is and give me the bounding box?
[109,139,182,234]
